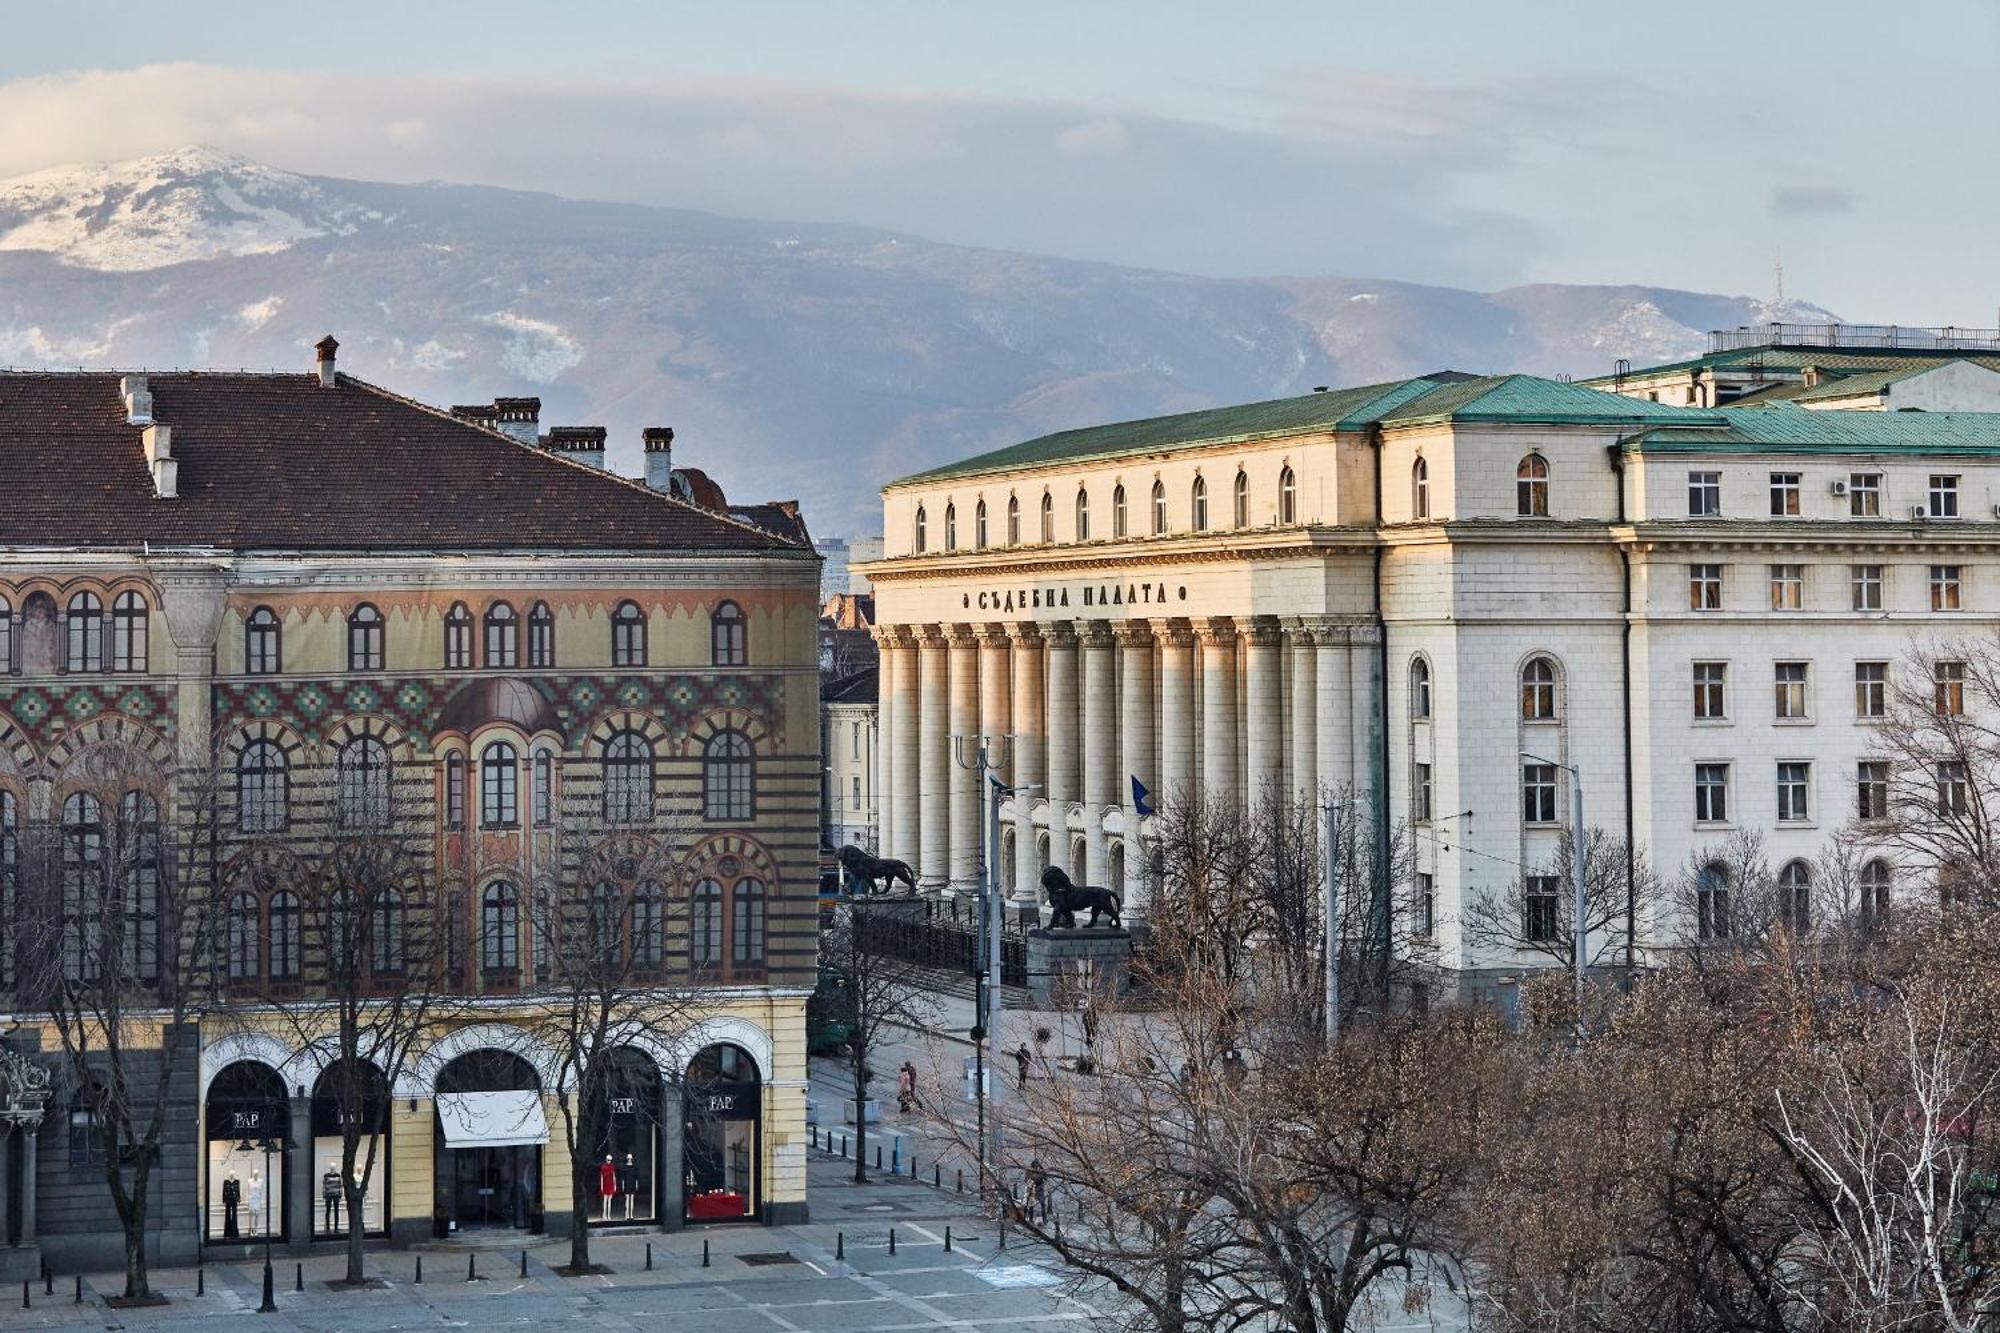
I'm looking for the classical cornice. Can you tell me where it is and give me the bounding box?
[857,527,1378,583]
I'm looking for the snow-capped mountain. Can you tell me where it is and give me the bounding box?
[0,149,1841,531]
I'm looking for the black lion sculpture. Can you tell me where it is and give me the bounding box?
[1041,866,1122,929]
[838,844,916,895]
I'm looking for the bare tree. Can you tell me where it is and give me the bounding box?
[1463,826,1654,975]
[820,897,938,1184]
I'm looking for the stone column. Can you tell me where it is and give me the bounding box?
[1243,617,1284,806]
[1117,622,1157,913]
[917,627,951,892]
[1156,619,1196,805]
[873,628,898,861]
[1287,619,1319,802]
[1043,623,1080,881]
[887,628,922,869]
[1009,626,1045,908]
[947,625,982,895]
[1197,618,1239,804]
[977,625,1012,784]
[1349,624,1381,805]
[1079,620,1117,887]
[1317,622,1354,795]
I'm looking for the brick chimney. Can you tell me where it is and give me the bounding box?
[314,335,339,388]
[541,425,607,470]
[643,427,675,492]
[491,396,541,444]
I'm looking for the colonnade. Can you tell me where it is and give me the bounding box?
[874,615,1380,915]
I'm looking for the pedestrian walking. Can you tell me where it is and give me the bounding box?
[1013,1043,1032,1088]
[896,1060,917,1114]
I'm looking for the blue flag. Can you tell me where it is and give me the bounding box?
[1131,776,1154,816]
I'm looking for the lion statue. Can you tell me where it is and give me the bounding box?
[1040,866,1122,929]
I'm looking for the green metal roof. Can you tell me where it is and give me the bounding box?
[1626,402,2000,455]
[1377,373,1725,427]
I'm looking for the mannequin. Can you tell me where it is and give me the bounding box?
[620,1153,640,1220]
[598,1154,618,1220]
[247,1170,264,1237]
[222,1172,242,1239]
[323,1166,343,1231]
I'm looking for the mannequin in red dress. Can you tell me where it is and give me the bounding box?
[598,1155,618,1219]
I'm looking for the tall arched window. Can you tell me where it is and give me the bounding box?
[444,752,467,831]
[633,881,664,967]
[944,502,958,551]
[533,748,554,824]
[481,741,519,828]
[244,606,280,675]
[975,499,989,549]
[1191,476,1209,531]
[1517,454,1550,517]
[226,891,260,982]
[1411,658,1433,719]
[1075,488,1091,542]
[1112,484,1128,538]
[66,593,103,672]
[1006,495,1021,546]
[1412,457,1430,519]
[1861,859,1892,929]
[704,730,754,820]
[443,603,473,669]
[60,792,103,981]
[119,791,159,981]
[528,602,554,667]
[1696,864,1730,941]
[914,505,928,553]
[0,595,13,673]
[603,729,654,824]
[1040,491,1054,542]
[1520,657,1558,720]
[611,600,647,667]
[1151,479,1168,534]
[691,879,722,971]
[480,881,519,973]
[336,737,391,829]
[711,600,747,666]
[371,888,405,975]
[268,890,300,980]
[111,592,147,672]
[347,603,384,671]
[1779,860,1812,933]
[732,878,766,971]
[1279,466,1297,524]
[1233,470,1250,528]
[238,740,288,833]
[483,602,518,668]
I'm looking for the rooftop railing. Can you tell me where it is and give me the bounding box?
[1709,323,2000,354]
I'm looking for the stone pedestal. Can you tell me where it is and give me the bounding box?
[1026,928,1133,1006]
[0,1243,39,1283]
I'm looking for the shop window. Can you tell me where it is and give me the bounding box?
[684,1043,760,1221]
[204,1061,289,1243]
[311,1061,390,1238]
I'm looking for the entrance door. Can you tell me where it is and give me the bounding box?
[451,1146,538,1229]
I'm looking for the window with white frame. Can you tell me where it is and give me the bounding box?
[1850,472,1881,517]
[1414,763,1433,823]
[1769,472,1801,517]
[1776,762,1810,822]
[1929,474,1960,518]
[1410,658,1432,719]
[1851,564,1882,611]
[1938,761,1970,816]
[1773,662,1808,719]
[1769,564,1804,611]
[1935,660,1967,716]
[1856,661,1887,718]
[1693,662,1726,719]
[1931,565,1963,611]
[1524,876,1559,943]
[1516,454,1548,517]
[1696,864,1730,940]
[1689,564,1723,611]
[1411,458,1428,519]
[1412,873,1435,939]
[1779,861,1812,933]
[1040,491,1054,542]
[1857,761,1889,822]
[1522,764,1558,824]
[1687,470,1720,517]
[1694,763,1729,823]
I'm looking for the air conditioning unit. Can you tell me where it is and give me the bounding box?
[1913,504,1929,520]
[1829,479,1848,496]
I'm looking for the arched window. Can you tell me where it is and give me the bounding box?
[691,879,722,970]
[111,592,147,672]
[118,791,159,980]
[1779,861,1812,933]
[443,602,473,669]
[732,879,766,970]
[480,741,518,828]
[704,730,754,820]
[0,595,12,674]
[533,749,553,824]
[603,729,654,824]
[914,505,928,554]
[1279,466,1298,524]
[1112,484,1128,538]
[336,736,391,829]
[371,888,405,975]
[1190,476,1209,531]
[238,740,288,833]
[244,606,280,675]
[1040,491,1054,542]
[944,502,958,551]
[1151,479,1168,534]
[1075,488,1090,542]
[484,601,518,668]
[1861,859,1892,929]
[226,891,260,982]
[1412,457,1430,519]
[975,499,989,549]
[1517,453,1550,516]
[711,600,747,666]
[1006,495,1020,546]
[591,881,623,968]
[444,752,467,831]
[633,881,665,967]
[268,890,300,980]
[528,601,554,667]
[1521,657,1558,720]
[1411,658,1432,719]
[347,603,384,672]
[67,592,103,672]
[1233,470,1250,528]
[1696,864,1730,941]
[60,792,103,981]
[480,881,519,973]
[611,600,647,667]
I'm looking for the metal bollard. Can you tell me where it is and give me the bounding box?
[701,1239,711,1268]
[874,1144,881,1169]
[44,1268,52,1295]
[520,1251,528,1279]
[835,1232,845,1261]
[888,1228,896,1256]
[198,1266,206,1296]
[956,1168,964,1193]
[645,1243,653,1271]
[414,1255,423,1284]
[23,1278,30,1308]
[74,1274,82,1303]
[468,1253,478,1282]
[934,1164,940,1188]
[296,1263,304,1293]
[944,1225,953,1253]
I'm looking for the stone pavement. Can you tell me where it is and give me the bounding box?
[0,1154,1103,1332]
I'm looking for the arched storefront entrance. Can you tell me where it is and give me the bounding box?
[204,1061,289,1243]
[589,1048,663,1227]
[433,1051,545,1233]
[683,1043,760,1223]
[310,1060,389,1238]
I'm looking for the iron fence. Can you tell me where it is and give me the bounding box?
[1707,322,2000,354]
[854,898,1027,988]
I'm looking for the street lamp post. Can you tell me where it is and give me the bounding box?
[1522,751,1586,1035]
[240,1127,282,1312]
[952,734,1029,1200]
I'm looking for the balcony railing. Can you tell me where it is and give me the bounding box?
[1708,323,2000,354]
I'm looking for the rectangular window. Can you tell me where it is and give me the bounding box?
[1694,763,1730,824]
[1769,472,1801,516]
[1687,471,1720,517]
[1773,662,1808,720]
[1851,564,1882,611]
[1524,876,1559,943]
[1850,472,1881,517]
[1931,565,1963,611]
[1689,564,1723,611]
[851,774,861,810]
[1692,662,1726,720]
[1857,761,1889,822]
[1414,763,1434,823]
[1930,475,1960,518]
[1413,873,1435,939]
[1776,762,1810,822]
[1939,761,1970,815]
[1522,764,1558,825]
[1856,662,1887,718]
[1769,564,1804,611]
[1936,660,1967,716]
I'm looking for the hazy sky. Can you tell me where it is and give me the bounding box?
[3,0,1997,321]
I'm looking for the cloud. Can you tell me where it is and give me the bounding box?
[1772,185,1857,215]
[1054,117,1125,155]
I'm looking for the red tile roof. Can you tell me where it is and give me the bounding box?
[0,370,804,554]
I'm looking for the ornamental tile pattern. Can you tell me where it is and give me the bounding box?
[0,680,176,751]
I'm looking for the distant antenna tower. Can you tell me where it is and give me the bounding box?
[1774,254,1785,310]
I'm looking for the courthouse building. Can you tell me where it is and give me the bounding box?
[859,323,2000,992]
[0,339,820,1272]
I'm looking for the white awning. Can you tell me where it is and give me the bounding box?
[435,1091,548,1149]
